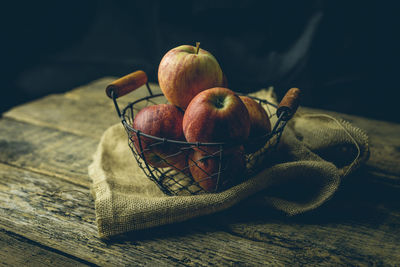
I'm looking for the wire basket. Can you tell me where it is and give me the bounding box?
[106,70,300,196]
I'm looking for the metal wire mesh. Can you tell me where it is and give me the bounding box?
[117,88,287,196]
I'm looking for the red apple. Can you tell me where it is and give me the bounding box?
[169,149,192,175]
[132,104,186,168]
[183,87,250,153]
[188,148,246,192]
[158,43,224,110]
[239,96,272,153]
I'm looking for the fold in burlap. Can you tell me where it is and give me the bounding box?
[89,90,369,239]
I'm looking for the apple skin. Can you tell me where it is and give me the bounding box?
[239,96,272,153]
[183,87,250,153]
[169,150,192,175]
[132,104,186,168]
[188,148,246,192]
[158,44,224,110]
[222,73,228,88]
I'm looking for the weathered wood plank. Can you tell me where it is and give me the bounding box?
[0,229,93,267]
[3,78,164,139]
[1,162,400,266]
[1,77,399,265]
[0,118,97,187]
[0,162,296,266]
[225,168,400,266]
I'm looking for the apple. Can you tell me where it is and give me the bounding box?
[222,73,228,88]
[169,149,192,175]
[158,43,224,110]
[183,87,250,153]
[132,104,186,168]
[188,148,246,192]
[239,96,272,153]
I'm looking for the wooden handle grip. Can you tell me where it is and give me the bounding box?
[277,88,301,120]
[106,70,148,98]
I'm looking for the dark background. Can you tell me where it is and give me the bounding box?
[1,0,398,122]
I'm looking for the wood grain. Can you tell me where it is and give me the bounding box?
[0,163,294,266]
[0,118,96,187]
[1,77,400,265]
[1,162,399,266]
[0,229,92,267]
[3,78,164,139]
[226,168,400,266]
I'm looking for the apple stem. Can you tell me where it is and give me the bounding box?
[195,42,200,54]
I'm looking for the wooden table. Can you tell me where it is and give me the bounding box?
[1,78,399,266]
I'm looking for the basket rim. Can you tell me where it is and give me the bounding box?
[121,92,278,147]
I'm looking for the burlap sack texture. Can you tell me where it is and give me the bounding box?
[89,90,369,239]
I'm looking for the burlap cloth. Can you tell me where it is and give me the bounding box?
[89,89,369,239]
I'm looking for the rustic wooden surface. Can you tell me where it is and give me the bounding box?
[1,78,399,266]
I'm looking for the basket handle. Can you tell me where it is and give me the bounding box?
[277,88,301,121]
[106,70,148,99]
